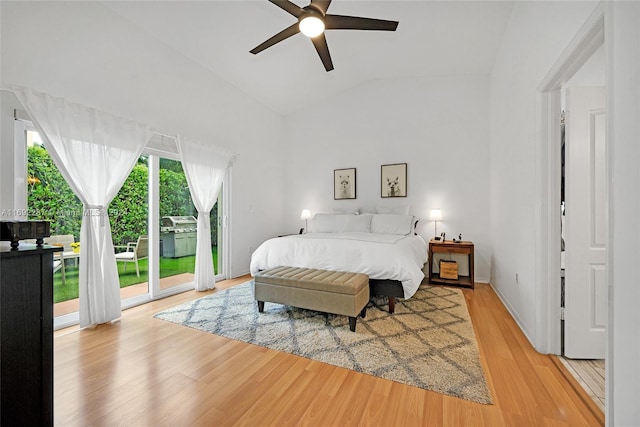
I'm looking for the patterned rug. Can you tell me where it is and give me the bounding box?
[154,281,493,404]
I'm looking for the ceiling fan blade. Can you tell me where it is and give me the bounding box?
[269,0,304,18]
[250,23,300,54]
[311,33,334,72]
[324,14,399,31]
[310,0,332,14]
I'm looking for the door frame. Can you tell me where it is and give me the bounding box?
[535,2,605,356]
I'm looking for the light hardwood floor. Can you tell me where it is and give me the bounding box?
[559,357,605,412]
[54,277,604,426]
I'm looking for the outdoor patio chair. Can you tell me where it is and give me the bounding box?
[53,259,62,273]
[114,235,149,277]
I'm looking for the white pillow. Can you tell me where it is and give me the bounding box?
[310,213,350,233]
[376,205,410,215]
[343,214,372,232]
[371,214,414,235]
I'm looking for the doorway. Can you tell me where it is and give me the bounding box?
[559,83,606,412]
[536,3,607,417]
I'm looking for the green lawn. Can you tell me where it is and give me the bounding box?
[54,247,218,303]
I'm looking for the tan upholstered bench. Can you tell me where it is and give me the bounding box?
[253,266,370,332]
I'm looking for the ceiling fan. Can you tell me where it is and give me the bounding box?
[250,0,399,72]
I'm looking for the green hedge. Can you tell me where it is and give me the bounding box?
[27,146,217,247]
[110,163,151,246]
[27,145,83,237]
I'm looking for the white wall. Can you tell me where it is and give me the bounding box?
[489,1,598,342]
[560,44,605,111]
[0,1,286,277]
[493,3,640,422]
[284,74,491,282]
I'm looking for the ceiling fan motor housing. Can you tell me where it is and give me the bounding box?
[303,4,326,18]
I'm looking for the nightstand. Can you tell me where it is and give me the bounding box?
[428,239,475,289]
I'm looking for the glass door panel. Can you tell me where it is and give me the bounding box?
[111,156,149,301]
[27,132,151,314]
[26,130,82,316]
[158,158,197,291]
[156,157,224,290]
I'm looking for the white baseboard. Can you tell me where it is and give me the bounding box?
[231,269,250,279]
[488,283,536,349]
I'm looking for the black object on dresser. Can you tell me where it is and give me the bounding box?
[1,244,61,426]
[0,220,51,249]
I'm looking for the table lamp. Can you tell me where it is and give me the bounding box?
[300,209,312,233]
[429,209,442,237]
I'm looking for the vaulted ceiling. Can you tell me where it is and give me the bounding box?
[104,1,514,115]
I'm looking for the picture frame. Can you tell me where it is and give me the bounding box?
[334,168,356,200]
[381,163,407,198]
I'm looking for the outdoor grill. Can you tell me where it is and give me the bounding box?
[161,216,197,258]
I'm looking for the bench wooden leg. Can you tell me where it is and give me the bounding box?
[360,307,367,318]
[388,297,395,314]
[348,316,357,332]
[257,301,264,313]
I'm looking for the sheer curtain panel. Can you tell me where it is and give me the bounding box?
[13,86,151,327]
[177,136,233,291]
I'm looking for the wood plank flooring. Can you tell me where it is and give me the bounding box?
[559,357,605,412]
[54,277,604,426]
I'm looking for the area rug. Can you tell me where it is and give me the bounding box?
[154,281,493,404]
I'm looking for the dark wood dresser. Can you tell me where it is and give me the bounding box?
[1,244,61,426]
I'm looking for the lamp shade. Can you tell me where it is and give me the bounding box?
[429,209,443,221]
[300,209,312,220]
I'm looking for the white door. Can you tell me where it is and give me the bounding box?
[564,86,607,359]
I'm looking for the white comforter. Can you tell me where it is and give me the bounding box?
[249,232,428,299]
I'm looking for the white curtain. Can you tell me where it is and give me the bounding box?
[177,136,233,291]
[13,86,150,327]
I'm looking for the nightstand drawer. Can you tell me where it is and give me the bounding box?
[431,245,472,254]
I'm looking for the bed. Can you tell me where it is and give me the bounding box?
[250,213,428,312]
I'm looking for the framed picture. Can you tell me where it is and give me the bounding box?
[381,163,407,198]
[334,168,356,200]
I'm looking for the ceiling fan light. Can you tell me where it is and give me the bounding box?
[299,16,325,38]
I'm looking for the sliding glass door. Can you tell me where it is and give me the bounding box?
[145,153,227,299]
[14,119,229,328]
